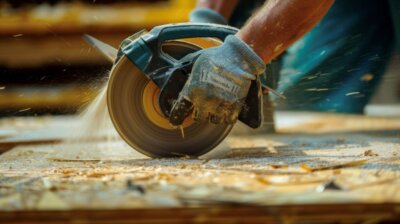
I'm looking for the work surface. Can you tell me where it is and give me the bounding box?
[0,112,399,223]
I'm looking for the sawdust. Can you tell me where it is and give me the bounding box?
[50,84,143,161]
[43,75,150,162]
[1,111,400,211]
[364,149,379,157]
[66,86,117,142]
[0,132,400,210]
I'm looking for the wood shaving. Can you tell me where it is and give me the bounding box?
[300,160,368,172]
[269,163,289,169]
[364,150,379,157]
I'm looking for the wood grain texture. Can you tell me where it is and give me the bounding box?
[0,112,399,222]
[1,204,399,223]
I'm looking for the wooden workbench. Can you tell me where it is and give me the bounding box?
[0,112,399,223]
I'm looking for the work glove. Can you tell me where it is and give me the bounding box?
[189,7,228,25]
[169,35,265,125]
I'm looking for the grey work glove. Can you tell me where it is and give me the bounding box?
[189,7,228,25]
[170,35,265,125]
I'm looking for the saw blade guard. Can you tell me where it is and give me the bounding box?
[121,23,238,74]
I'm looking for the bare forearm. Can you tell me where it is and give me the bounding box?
[237,0,334,63]
[196,0,239,20]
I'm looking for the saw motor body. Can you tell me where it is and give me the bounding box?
[91,23,264,158]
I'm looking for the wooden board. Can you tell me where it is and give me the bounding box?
[0,112,399,223]
[0,1,195,68]
[1,204,399,224]
[0,0,194,35]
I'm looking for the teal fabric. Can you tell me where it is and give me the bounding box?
[190,8,228,25]
[228,0,396,114]
[275,0,394,113]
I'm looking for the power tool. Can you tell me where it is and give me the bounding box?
[85,23,264,158]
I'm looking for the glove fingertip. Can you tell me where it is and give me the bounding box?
[189,8,228,25]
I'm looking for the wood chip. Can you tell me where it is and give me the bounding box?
[85,170,119,178]
[315,180,344,192]
[364,150,378,157]
[255,177,270,185]
[269,163,289,169]
[300,160,368,172]
[48,158,101,162]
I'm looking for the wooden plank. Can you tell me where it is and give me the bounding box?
[0,1,195,68]
[0,33,123,68]
[0,0,194,35]
[0,86,99,110]
[0,116,76,149]
[0,112,399,223]
[0,204,399,223]
[2,112,400,147]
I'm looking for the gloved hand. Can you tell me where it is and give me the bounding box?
[189,7,228,25]
[169,35,265,125]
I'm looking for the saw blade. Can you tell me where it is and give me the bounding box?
[107,41,232,158]
[83,34,118,62]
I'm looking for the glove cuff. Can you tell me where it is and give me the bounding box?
[225,35,265,75]
[189,8,228,25]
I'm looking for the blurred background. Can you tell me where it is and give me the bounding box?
[0,0,195,116]
[0,0,398,117]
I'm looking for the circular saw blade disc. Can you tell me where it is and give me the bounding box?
[107,41,232,158]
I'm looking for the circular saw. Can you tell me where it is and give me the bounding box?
[84,23,264,158]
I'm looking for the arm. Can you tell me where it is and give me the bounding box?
[237,0,334,63]
[171,0,334,125]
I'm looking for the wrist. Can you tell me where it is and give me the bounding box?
[226,35,265,75]
[236,30,265,62]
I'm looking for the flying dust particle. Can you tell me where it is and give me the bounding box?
[180,126,185,139]
[346,92,360,96]
[18,108,31,113]
[274,43,283,52]
[361,73,374,82]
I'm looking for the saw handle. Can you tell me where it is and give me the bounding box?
[124,23,238,73]
[154,23,239,44]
